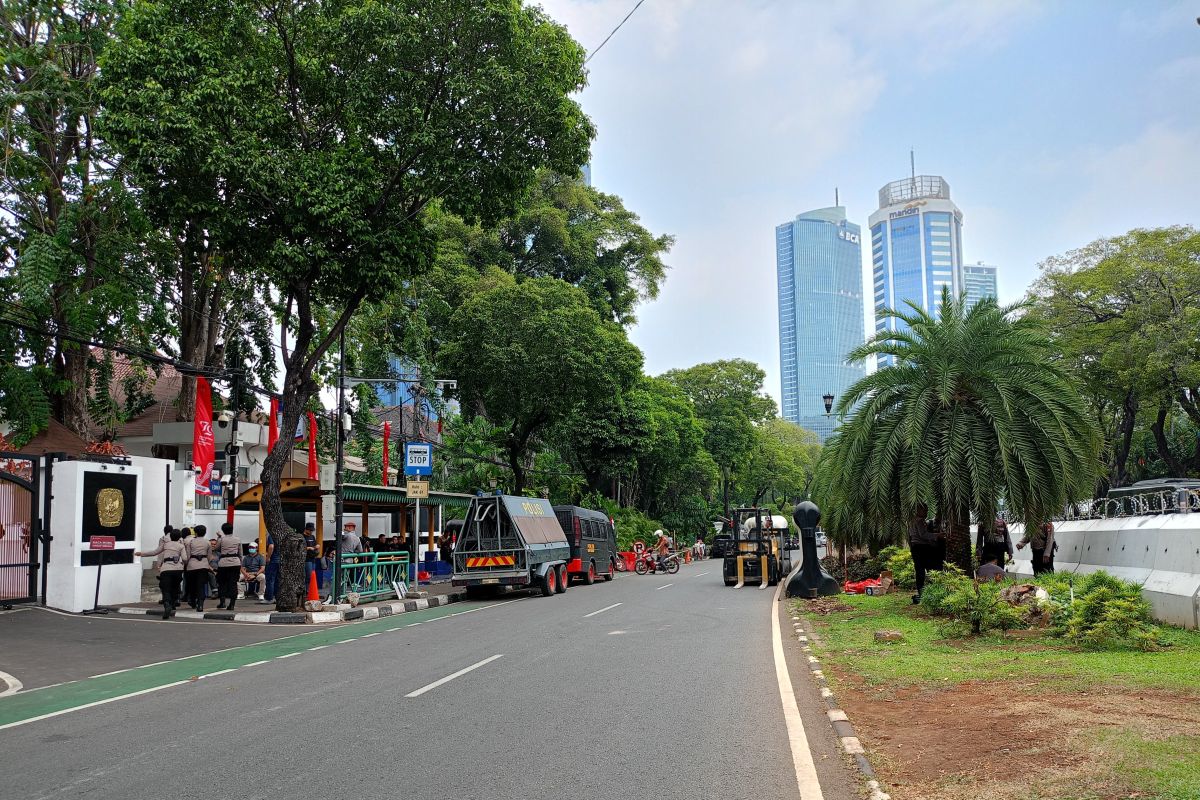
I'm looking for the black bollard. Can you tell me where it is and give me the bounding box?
[786,501,841,598]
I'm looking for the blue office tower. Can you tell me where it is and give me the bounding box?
[964,262,998,310]
[869,175,964,368]
[776,207,866,441]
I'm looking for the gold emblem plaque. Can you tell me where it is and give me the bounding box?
[97,487,124,528]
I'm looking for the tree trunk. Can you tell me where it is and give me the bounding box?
[1110,390,1137,489]
[1151,404,1186,477]
[57,344,92,439]
[944,507,972,574]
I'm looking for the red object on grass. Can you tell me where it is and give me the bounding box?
[843,578,883,594]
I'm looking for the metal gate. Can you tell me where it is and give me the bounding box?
[0,453,44,606]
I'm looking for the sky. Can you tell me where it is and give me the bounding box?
[535,0,1200,410]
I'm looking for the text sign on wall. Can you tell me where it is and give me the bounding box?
[404,442,432,476]
[406,480,429,500]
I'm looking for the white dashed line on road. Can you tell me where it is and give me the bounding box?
[583,603,622,618]
[655,583,674,591]
[405,654,504,698]
[693,572,709,578]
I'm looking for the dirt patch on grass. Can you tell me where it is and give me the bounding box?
[794,597,854,615]
[834,675,1200,800]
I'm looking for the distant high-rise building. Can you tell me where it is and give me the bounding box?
[868,175,964,367]
[580,163,592,187]
[776,206,865,441]
[963,262,998,310]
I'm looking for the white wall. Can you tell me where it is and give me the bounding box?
[46,460,145,613]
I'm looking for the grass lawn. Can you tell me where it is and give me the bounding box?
[795,592,1200,800]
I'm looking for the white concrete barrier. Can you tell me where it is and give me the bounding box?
[1009,516,1200,629]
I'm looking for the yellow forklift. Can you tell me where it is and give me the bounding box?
[722,507,788,590]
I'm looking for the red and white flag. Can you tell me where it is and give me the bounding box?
[268,397,279,452]
[193,377,215,494]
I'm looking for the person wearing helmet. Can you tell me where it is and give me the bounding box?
[654,529,671,571]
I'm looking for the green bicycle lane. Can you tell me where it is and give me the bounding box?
[0,600,508,731]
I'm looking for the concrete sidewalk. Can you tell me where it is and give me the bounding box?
[121,581,464,624]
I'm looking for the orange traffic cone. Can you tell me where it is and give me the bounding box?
[306,569,320,603]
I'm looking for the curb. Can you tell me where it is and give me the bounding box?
[790,610,892,800]
[114,593,460,624]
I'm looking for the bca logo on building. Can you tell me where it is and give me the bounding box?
[838,230,860,244]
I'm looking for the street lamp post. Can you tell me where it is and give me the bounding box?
[822,392,834,417]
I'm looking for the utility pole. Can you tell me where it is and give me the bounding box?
[333,329,346,603]
[225,344,240,525]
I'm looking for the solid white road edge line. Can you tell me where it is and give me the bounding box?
[0,670,24,697]
[404,654,504,698]
[583,603,622,618]
[0,681,191,732]
[772,564,825,800]
[655,583,674,591]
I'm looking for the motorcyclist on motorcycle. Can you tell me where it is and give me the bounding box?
[653,529,671,571]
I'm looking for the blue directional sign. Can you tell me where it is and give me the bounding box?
[404,442,433,476]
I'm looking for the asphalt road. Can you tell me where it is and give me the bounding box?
[0,560,857,800]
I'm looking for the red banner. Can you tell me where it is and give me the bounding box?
[268,397,279,452]
[307,411,318,480]
[382,422,391,486]
[193,377,215,494]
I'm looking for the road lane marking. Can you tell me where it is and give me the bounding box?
[772,563,825,799]
[200,669,237,679]
[583,603,622,618]
[0,671,23,697]
[244,660,270,668]
[0,681,190,732]
[308,645,329,651]
[405,654,504,698]
[277,652,300,659]
[692,572,709,578]
[362,632,381,638]
[655,583,674,591]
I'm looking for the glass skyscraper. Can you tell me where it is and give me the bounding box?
[963,261,998,310]
[868,175,964,367]
[776,206,865,441]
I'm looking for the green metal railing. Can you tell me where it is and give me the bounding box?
[337,552,409,601]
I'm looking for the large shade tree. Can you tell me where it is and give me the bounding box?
[101,0,593,610]
[814,292,1099,572]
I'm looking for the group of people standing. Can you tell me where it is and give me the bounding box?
[906,504,1057,602]
[137,519,435,617]
[136,523,260,618]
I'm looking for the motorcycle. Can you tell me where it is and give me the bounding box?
[634,550,680,575]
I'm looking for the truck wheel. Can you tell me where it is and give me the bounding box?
[556,565,568,594]
[603,560,615,581]
[723,576,737,587]
[584,562,596,585]
[768,557,780,586]
[540,568,556,597]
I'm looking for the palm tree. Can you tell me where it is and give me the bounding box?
[813,291,1099,573]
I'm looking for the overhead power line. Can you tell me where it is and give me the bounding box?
[585,0,647,64]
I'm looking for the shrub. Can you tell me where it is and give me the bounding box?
[1038,571,1162,651]
[941,579,1025,635]
[918,567,965,616]
[880,545,915,589]
[819,552,884,583]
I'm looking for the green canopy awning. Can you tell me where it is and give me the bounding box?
[341,483,473,508]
